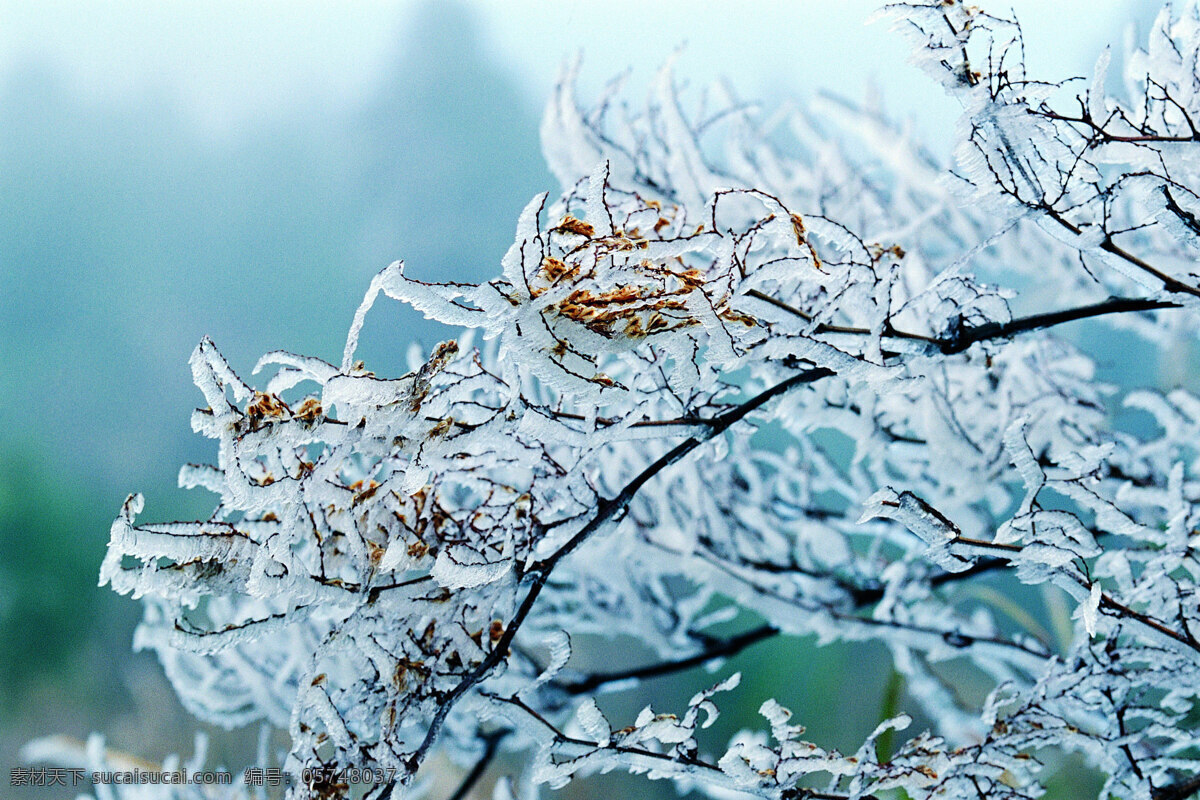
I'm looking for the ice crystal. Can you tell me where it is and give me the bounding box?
[46,2,1200,798]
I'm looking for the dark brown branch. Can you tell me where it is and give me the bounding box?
[907,533,1200,656]
[404,366,837,778]
[784,792,876,800]
[1033,107,1200,144]
[445,730,508,800]
[1153,771,1200,800]
[562,557,1014,695]
[531,366,836,572]
[491,692,725,775]
[941,296,1183,354]
[405,558,551,774]
[489,692,878,800]
[1161,187,1200,237]
[745,289,939,344]
[545,409,723,429]
[367,574,433,604]
[1043,207,1200,298]
[746,286,1183,355]
[1100,595,1200,654]
[562,623,779,695]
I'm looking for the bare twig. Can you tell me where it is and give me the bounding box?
[445,730,508,800]
[1153,771,1200,800]
[403,366,836,777]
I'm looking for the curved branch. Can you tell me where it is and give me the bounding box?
[1153,771,1200,800]
[748,286,1183,355]
[403,366,837,778]
[561,557,1013,695]
[446,730,508,800]
[562,624,779,695]
[941,296,1183,354]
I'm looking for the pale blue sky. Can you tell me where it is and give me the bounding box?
[0,0,1142,147]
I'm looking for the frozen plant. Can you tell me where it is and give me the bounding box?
[79,1,1200,798]
[19,734,253,800]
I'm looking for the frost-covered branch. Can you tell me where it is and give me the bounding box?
[51,2,1200,799]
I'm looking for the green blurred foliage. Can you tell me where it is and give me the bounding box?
[0,448,106,704]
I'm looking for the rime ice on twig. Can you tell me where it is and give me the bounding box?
[91,2,1200,798]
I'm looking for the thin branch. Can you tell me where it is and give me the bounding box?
[488,692,878,800]
[403,366,837,777]
[745,289,939,343]
[530,366,837,572]
[746,286,1183,355]
[1033,107,1200,144]
[445,730,508,800]
[1101,594,1200,654]
[1161,186,1200,237]
[936,530,1200,655]
[561,558,1014,695]
[367,574,433,603]
[1153,771,1200,800]
[489,692,730,776]
[399,289,1187,782]
[562,624,779,695]
[942,295,1183,354]
[1043,207,1200,298]
[545,409,723,429]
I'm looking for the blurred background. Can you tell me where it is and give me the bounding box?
[0,0,1152,796]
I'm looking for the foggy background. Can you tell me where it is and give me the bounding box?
[0,1,1151,796]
